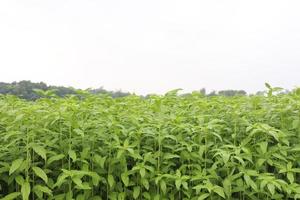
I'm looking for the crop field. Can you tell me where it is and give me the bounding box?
[0,90,300,200]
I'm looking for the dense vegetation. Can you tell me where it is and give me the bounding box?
[0,87,300,200]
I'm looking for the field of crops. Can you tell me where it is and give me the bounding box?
[1,90,300,200]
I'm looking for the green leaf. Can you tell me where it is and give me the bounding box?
[0,192,21,200]
[292,119,299,129]
[33,185,52,195]
[142,192,151,199]
[93,155,106,168]
[246,170,258,177]
[267,183,275,195]
[66,191,73,200]
[163,153,180,160]
[68,150,77,162]
[133,186,140,199]
[47,154,65,165]
[89,172,100,186]
[182,181,188,190]
[72,177,84,189]
[15,114,24,121]
[175,179,181,190]
[287,162,292,170]
[153,194,160,200]
[117,150,124,159]
[15,175,25,185]
[21,181,31,200]
[74,128,84,137]
[259,142,268,154]
[74,182,91,190]
[32,145,47,161]
[76,195,85,200]
[118,192,125,200]
[198,193,210,200]
[256,158,266,167]
[32,166,48,183]
[244,174,257,191]
[108,174,115,188]
[121,172,129,187]
[51,194,65,200]
[223,178,231,197]
[141,178,149,190]
[265,83,271,89]
[287,172,294,183]
[9,158,24,175]
[213,186,225,198]
[139,168,146,178]
[160,180,167,194]
[165,88,182,96]
[295,194,300,199]
[54,173,69,188]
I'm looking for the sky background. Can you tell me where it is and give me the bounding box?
[0,0,300,95]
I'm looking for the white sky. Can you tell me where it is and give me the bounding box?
[0,0,300,95]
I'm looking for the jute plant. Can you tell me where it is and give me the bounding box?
[0,87,300,199]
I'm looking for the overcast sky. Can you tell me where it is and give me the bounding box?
[0,0,299,94]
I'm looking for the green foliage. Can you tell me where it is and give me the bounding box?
[0,90,300,199]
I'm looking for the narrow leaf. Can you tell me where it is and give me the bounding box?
[32,145,47,161]
[9,158,23,175]
[0,192,21,200]
[32,166,48,183]
[21,181,31,200]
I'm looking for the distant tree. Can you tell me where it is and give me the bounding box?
[89,87,130,98]
[0,81,130,100]
[200,88,206,95]
[49,86,77,97]
[255,91,265,96]
[111,90,130,98]
[0,81,48,100]
[218,90,247,96]
[208,91,217,96]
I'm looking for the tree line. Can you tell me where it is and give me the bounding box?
[0,81,130,100]
[0,80,252,100]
